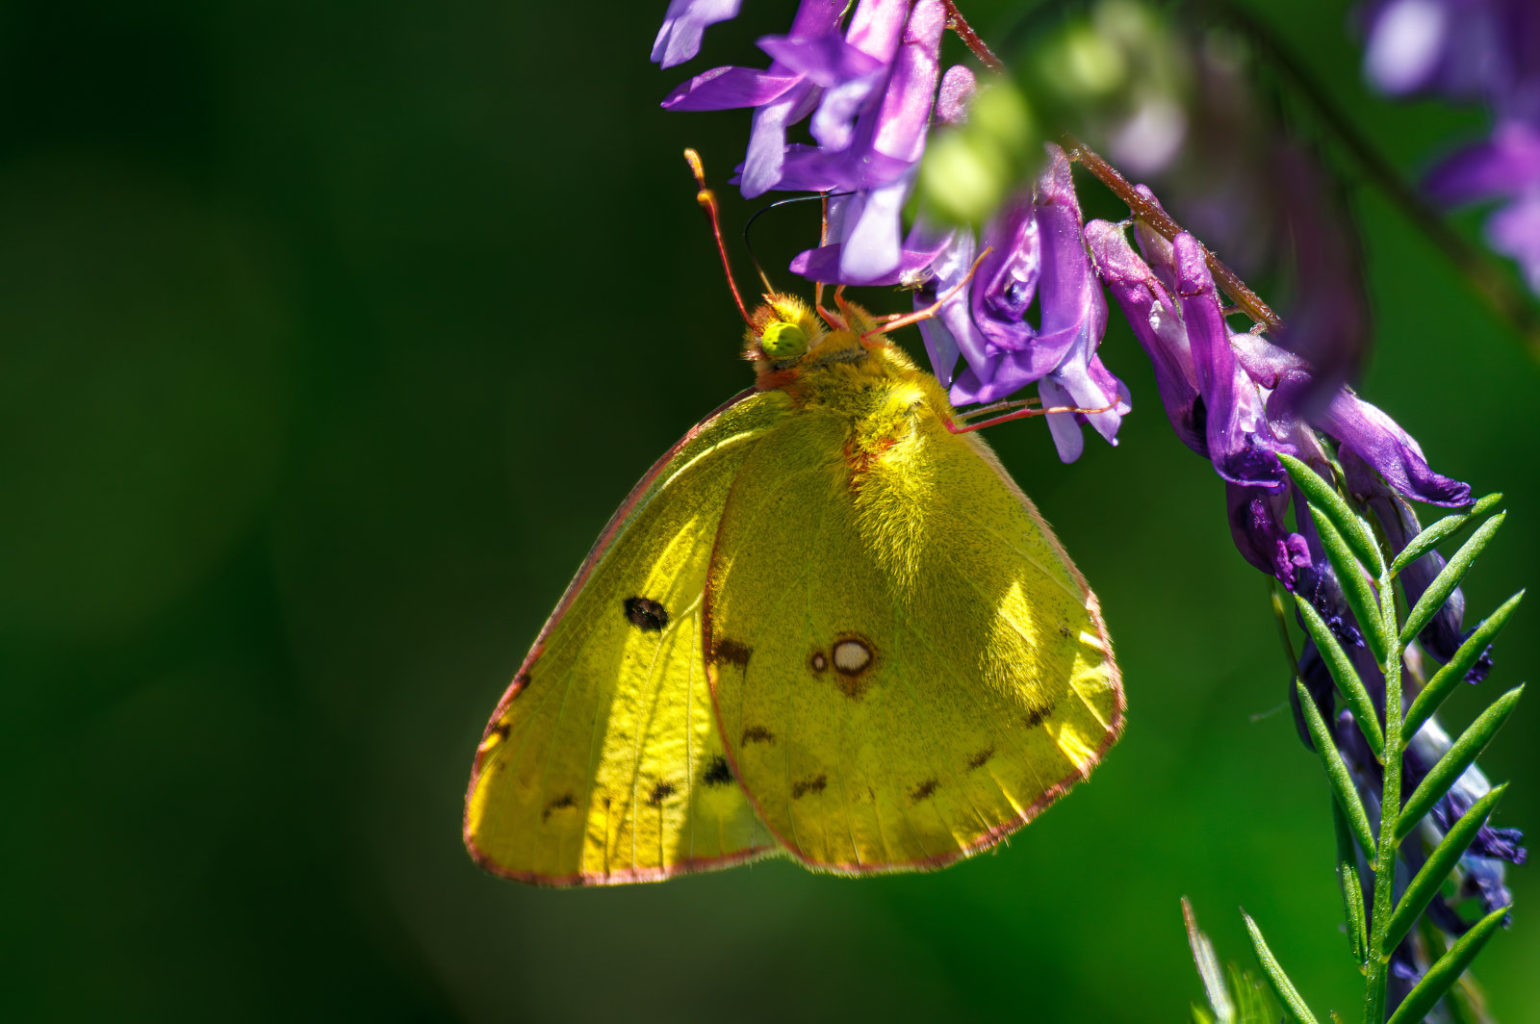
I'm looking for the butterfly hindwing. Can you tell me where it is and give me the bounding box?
[464,390,791,885]
[705,396,1123,873]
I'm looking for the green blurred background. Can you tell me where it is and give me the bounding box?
[4,0,1536,1020]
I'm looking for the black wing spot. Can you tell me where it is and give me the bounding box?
[646,780,676,807]
[1023,702,1055,728]
[792,773,827,799]
[909,778,940,803]
[475,719,511,755]
[542,792,577,822]
[741,726,776,745]
[713,637,752,667]
[511,671,533,698]
[1058,622,1074,639]
[966,746,994,771]
[623,596,669,631]
[703,756,733,787]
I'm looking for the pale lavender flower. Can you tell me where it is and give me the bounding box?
[1425,120,1540,291]
[904,145,1129,463]
[661,0,952,281]
[1362,0,1540,290]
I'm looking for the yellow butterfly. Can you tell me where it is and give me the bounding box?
[463,286,1124,886]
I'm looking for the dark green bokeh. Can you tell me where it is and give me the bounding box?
[4,1,1535,1020]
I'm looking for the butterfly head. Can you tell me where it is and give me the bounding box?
[745,292,894,388]
[745,295,821,368]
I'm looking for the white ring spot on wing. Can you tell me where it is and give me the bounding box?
[832,638,873,674]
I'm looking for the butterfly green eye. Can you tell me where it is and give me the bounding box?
[760,321,808,361]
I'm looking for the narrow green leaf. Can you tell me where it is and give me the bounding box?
[1184,898,1234,1024]
[1385,905,1509,1024]
[1390,493,1503,575]
[1279,453,1384,574]
[1330,800,1368,962]
[1397,685,1525,841]
[1400,513,1506,648]
[1293,595,1385,758]
[1386,785,1508,948]
[1241,912,1320,1024]
[1307,507,1388,664]
[1405,590,1525,736]
[1295,680,1377,857]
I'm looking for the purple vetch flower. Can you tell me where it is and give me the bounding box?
[1084,218,1471,588]
[1425,119,1540,291]
[662,0,847,204]
[899,145,1129,462]
[662,0,954,282]
[1342,449,1493,682]
[779,0,948,281]
[652,0,744,69]
[1362,0,1540,117]
[1362,0,1540,291]
[1300,660,1525,962]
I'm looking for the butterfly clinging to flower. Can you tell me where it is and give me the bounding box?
[462,155,1123,887]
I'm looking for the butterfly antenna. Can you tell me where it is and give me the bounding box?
[742,191,858,302]
[684,148,752,325]
[817,192,829,311]
[860,247,991,341]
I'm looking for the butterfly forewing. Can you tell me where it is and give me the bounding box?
[465,391,791,885]
[705,401,1123,872]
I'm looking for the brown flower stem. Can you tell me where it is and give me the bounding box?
[941,0,1004,73]
[1064,136,1285,331]
[942,0,1284,331]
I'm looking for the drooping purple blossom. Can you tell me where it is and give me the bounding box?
[900,146,1129,462]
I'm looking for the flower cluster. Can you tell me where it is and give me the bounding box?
[655,0,1525,976]
[661,0,959,284]
[1363,0,1540,291]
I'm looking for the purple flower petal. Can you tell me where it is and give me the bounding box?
[968,193,1041,358]
[1485,189,1540,291]
[662,67,803,111]
[757,33,883,88]
[651,0,744,69]
[1425,120,1540,204]
[1174,234,1283,487]
[809,0,911,151]
[935,65,977,124]
[794,226,948,283]
[836,173,914,282]
[1087,219,1206,454]
[914,229,983,387]
[1341,450,1489,680]
[1227,483,1311,588]
[868,0,945,172]
[740,84,821,198]
[1318,390,1472,506]
[1364,0,1452,94]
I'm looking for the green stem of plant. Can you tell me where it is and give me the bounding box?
[1362,569,1405,1023]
